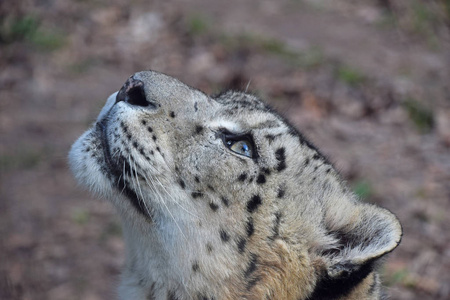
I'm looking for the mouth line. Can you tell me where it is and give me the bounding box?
[97,118,153,221]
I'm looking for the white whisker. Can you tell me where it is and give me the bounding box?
[245,79,252,93]
[129,154,153,218]
[140,170,188,240]
[153,175,201,221]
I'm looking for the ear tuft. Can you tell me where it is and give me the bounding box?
[327,261,360,278]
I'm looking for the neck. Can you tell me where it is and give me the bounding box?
[117,213,238,300]
[116,217,319,300]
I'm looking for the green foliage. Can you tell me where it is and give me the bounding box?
[299,46,324,69]
[29,29,65,51]
[383,267,418,289]
[403,98,434,133]
[0,15,39,42]
[72,208,90,225]
[0,15,65,51]
[411,0,434,35]
[444,0,450,21]
[219,33,324,70]
[260,38,288,55]
[384,268,410,286]
[187,14,209,36]
[336,65,366,86]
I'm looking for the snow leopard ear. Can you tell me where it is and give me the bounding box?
[313,203,402,298]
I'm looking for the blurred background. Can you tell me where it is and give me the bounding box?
[1,0,449,299]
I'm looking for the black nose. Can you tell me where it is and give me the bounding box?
[116,76,154,107]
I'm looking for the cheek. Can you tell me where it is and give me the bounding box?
[178,145,230,179]
[174,135,259,190]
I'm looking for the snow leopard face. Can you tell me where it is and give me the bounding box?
[69,71,401,300]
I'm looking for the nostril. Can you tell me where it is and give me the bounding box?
[116,77,154,107]
[126,83,148,107]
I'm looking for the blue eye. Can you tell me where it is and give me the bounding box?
[229,140,253,157]
[222,132,256,158]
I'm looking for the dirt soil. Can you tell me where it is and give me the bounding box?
[1,0,449,299]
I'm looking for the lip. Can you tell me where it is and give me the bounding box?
[97,118,153,220]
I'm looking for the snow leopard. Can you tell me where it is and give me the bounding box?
[69,70,402,300]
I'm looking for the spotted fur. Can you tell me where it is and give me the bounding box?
[69,71,402,300]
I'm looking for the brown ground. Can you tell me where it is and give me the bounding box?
[1,1,449,299]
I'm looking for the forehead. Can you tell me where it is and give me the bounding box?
[212,91,287,133]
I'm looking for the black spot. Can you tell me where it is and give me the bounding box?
[194,102,198,112]
[326,168,332,174]
[133,141,138,148]
[247,276,261,290]
[275,147,285,160]
[304,157,310,167]
[261,168,271,175]
[256,174,266,184]
[195,125,203,134]
[265,134,275,142]
[127,134,132,140]
[206,243,213,253]
[221,197,230,207]
[156,146,160,152]
[275,147,287,172]
[220,229,230,242]
[313,153,321,160]
[237,237,247,253]
[238,172,247,182]
[192,261,199,272]
[247,195,262,213]
[178,179,186,189]
[191,191,204,199]
[167,290,178,300]
[314,166,319,171]
[121,122,128,132]
[269,212,282,240]
[244,254,258,277]
[170,111,175,118]
[209,202,219,212]
[152,135,157,142]
[207,185,215,192]
[147,283,156,300]
[195,176,200,183]
[147,127,153,133]
[277,187,285,198]
[197,294,215,300]
[246,218,254,237]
